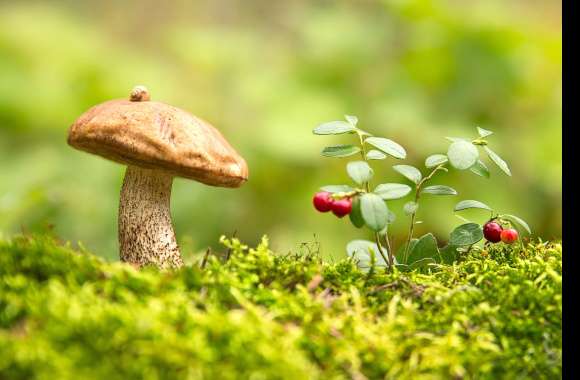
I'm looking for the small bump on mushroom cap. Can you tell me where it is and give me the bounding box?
[67,89,248,188]
[130,85,150,102]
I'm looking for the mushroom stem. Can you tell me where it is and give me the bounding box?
[118,165,183,269]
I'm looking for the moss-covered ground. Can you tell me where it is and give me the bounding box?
[0,235,561,379]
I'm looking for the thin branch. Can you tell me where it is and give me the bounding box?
[403,164,446,263]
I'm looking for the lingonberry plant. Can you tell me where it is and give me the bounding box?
[451,199,531,249]
[312,116,531,272]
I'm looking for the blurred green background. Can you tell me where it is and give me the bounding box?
[0,1,561,261]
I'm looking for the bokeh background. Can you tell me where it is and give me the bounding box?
[0,1,561,261]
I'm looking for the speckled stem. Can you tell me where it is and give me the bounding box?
[118,166,183,269]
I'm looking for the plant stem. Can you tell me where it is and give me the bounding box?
[402,164,446,264]
[403,206,418,264]
[357,132,392,270]
[382,232,394,267]
[330,189,364,200]
[374,233,390,269]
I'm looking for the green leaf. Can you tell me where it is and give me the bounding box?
[346,240,387,271]
[321,145,361,158]
[360,193,389,232]
[349,197,365,229]
[347,161,373,185]
[320,185,355,193]
[421,185,457,196]
[501,214,532,234]
[454,200,492,212]
[477,127,493,138]
[470,160,490,178]
[425,154,448,168]
[313,121,355,135]
[403,201,418,216]
[408,233,440,265]
[484,146,512,176]
[445,137,468,142]
[439,244,459,264]
[447,140,479,170]
[449,223,483,246]
[374,183,412,200]
[366,150,387,160]
[345,115,358,126]
[365,137,406,159]
[395,238,418,264]
[393,165,422,184]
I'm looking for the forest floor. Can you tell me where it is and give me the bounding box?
[0,235,562,379]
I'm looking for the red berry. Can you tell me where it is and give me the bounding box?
[483,222,503,243]
[500,229,518,244]
[331,198,352,218]
[313,192,333,212]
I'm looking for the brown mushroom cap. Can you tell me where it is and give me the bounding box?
[67,90,248,187]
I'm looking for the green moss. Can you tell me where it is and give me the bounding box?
[0,235,561,379]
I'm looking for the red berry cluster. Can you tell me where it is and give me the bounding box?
[483,221,518,244]
[313,191,352,218]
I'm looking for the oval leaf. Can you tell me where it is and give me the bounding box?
[346,240,380,259]
[425,154,448,168]
[454,200,492,212]
[374,183,412,200]
[347,161,373,185]
[313,121,355,135]
[395,239,418,264]
[421,185,457,196]
[501,214,532,234]
[346,240,388,271]
[345,115,358,126]
[393,165,422,184]
[470,160,490,178]
[320,185,355,193]
[477,127,493,138]
[321,145,361,158]
[349,197,365,228]
[484,146,511,176]
[439,244,459,264]
[360,193,389,232]
[447,140,479,170]
[365,137,406,159]
[366,150,387,160]
[408,233,440,265]
[449,223,483,246]
[403,201,418,216]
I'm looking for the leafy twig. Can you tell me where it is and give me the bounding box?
[402,164,446,263]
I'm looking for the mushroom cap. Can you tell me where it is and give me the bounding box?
[67,89,248,188]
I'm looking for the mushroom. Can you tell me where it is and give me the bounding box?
[67,86,248,269]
